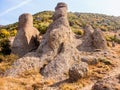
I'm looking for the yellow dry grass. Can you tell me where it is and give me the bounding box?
[0,69,42,90]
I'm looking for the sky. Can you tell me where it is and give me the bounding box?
[1,0,120,25]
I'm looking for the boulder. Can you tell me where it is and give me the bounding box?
[12,13,40,57]
[69,62,89,82]
[78,25,94,51]
[93,28,107,50]
[81,56,98,65]
[92,75,120,90]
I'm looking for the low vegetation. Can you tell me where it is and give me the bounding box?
[0,54,18,75]
[1,11,120,36]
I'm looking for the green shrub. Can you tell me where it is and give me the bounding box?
[100,26,108,31]
[105,35,120,44]
[72,28,84,35]
[0,29,10,39]
[105,35,113,41]
[114,37,120,44]
[0,39,11,55]
[10,29,17,36]
[98,58,112,65]
[38,25,48,34]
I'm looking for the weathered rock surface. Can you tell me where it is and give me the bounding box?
[78,25,108,52]
[93,28,107,50]
[92,74,120,90]
[81,56,98,65]
[12,13,40,57]
[4,52,41,76]
[78,25,94,51]
[5,2,81,81]
[38,2,80,80]
[69,62,89,82]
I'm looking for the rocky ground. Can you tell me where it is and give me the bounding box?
[0,2,120,90]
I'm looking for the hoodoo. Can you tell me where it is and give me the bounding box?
[12,13,39,57]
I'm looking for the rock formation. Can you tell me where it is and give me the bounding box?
[93,28,107,50]
[5,2,108,84]
[78,25,107,51]
[38,2,80,80]
[5,2,82,82]
[12,13,40,57]
[78,25,94,51]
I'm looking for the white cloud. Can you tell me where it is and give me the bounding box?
[0,0,33,17]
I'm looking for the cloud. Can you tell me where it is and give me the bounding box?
[0,0,33,17]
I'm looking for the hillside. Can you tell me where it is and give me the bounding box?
[1,11,120,33]
[0,2,120,90]
[0,11,120,55]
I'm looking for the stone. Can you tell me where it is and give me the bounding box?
[92,75,120,90]
[69,62,89,82]
[78,26,108,52]
[81,57,98,65]
[92,81,113,90]
[78,25,94,51]
[12,13,40,57]
[93,28,107,50]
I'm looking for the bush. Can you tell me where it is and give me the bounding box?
[37,23,49,34]
[72,28,84,35]
[114,37,120,44]
[105,35,113,41]
[0,39,11,55]
[0,29,10,39]
[98,58,112,65]
[105,35,120,44]
[10,29,17,36]
[100,26,108,31]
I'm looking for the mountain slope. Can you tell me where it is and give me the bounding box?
[1,11,120,33]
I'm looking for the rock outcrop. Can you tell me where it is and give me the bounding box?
[5,2,81,81]
[78,25,94,51]
[38,2,80,80]
[93,28,107,50]
[78,25,107,51]
[12,13,40,57]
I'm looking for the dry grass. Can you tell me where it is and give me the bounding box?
[89,61,113,80]
[0,69,42,90]
[59,78,91,90]
[0,54,18,75]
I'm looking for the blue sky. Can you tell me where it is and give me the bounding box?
[1,0,120,25]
